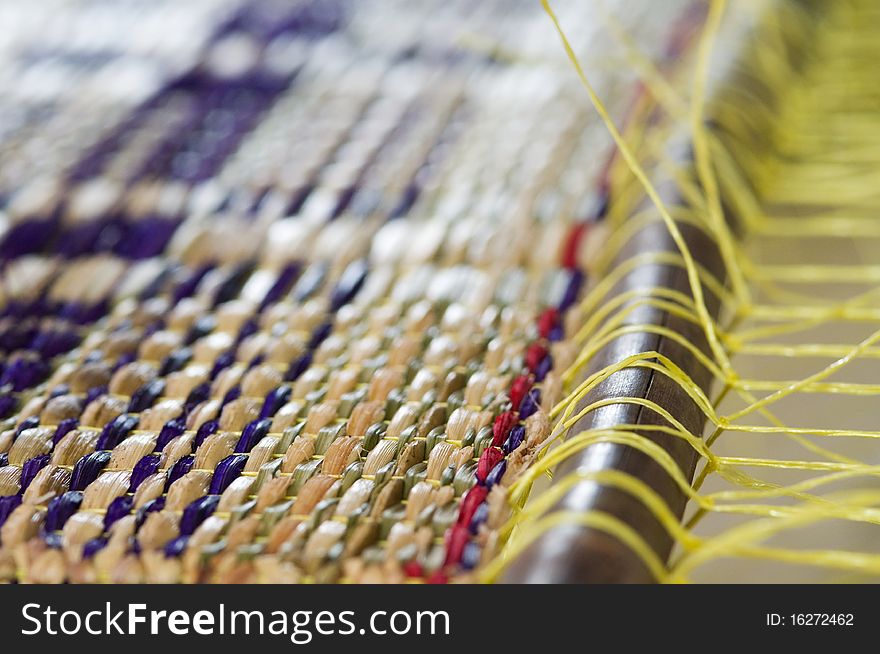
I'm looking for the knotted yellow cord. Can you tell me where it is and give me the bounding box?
[482,0,880,583]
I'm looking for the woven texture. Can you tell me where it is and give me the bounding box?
[0,0,693,583]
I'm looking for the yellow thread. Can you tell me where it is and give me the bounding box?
[484,0,880,584]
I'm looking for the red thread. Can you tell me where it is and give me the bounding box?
[509,374,533,409]
[457,485,489,526]
[477,446,504,483]
[403,560,424,578]
[444,525,471,566]
[492,411,518,446]
[525,343,548,373]
[537,308,559,339]
[561,223,589,269]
